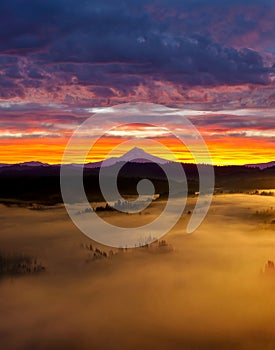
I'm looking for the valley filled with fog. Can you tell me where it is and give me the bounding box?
[0,193,275,350]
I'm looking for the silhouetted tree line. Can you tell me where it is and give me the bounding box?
[94,199,151,213]
[94,204,115,212]
[80,238,172,262]
[80,243,113,261]
[0,253,45,276]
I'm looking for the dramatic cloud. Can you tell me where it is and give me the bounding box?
[0,0,274,164]
[0,0,274,105]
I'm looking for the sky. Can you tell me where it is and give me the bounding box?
[0,0,274,165]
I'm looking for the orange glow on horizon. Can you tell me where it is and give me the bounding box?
[0,134,274,166]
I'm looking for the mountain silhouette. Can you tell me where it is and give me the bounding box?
[245,161,275,170]
[0,148,273,169]
[100,147,171,167]
[0,147,274,204]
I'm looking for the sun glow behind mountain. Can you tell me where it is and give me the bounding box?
[0,0,274,167]
[0,119,274,166]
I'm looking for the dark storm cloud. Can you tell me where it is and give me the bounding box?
[0,0,274,101]
[0,76,25,98]
[45,33,271,85]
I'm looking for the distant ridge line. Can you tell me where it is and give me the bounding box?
[0,147,274,169]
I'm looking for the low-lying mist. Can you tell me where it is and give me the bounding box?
[0,193,275,350]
